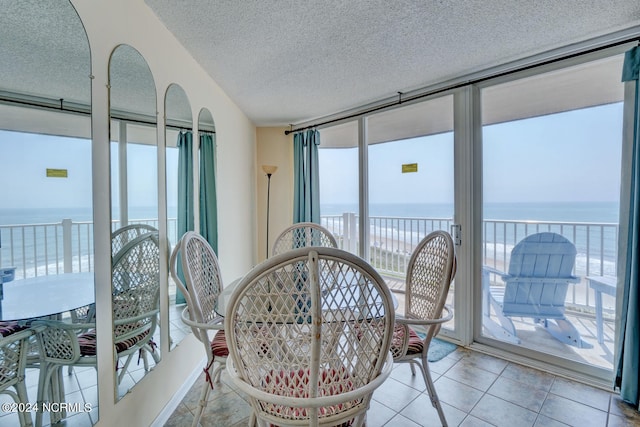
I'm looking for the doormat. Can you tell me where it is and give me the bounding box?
[428,337,458,362]
[414,332,458,362]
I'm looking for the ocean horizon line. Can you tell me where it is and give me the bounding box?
[1,200,620,225]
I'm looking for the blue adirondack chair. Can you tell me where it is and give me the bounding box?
[483,232,592,348]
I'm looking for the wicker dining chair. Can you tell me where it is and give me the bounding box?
[111,231,161,375]
[33,231,161,427]
[170,231,228,427]
[271,222,338,256]
[390,230,456,427]
[61,225,157,377]
[111,223,159,256]
[225,246,395,427]
[0,325,35,427]
[63,224,157,335]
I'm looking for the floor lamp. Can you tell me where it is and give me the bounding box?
[262,165,277,259]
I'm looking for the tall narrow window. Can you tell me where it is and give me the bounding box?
[366,95,455,327]
[319,121,360,256]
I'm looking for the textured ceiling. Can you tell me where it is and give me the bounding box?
[2,1,640,131]
[0,0,90,107]
[145,0,640,126]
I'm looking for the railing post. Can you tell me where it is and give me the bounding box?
[348,212,357,254]
[62,219,72,273]
[341,212,350,251]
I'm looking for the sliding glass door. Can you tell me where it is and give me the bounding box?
[319,95,456,331]
[479,51,625,377]
[316,46,631,383]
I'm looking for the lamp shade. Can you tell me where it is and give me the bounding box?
[262,165,278,175]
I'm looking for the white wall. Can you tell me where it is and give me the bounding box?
[69,1,257,425]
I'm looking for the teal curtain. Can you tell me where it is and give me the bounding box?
[199,133,218,253]
[293,129,320,223]
[176,131,194,305]
[293,133,305,222]
[308,130,320,223]
[615,45,640,408]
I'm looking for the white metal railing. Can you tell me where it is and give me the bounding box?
[1,214,617,312]
[321,213,455,273]
[482,220,618,278]
[482,219,618,312]
[321,214,618,313]
[0,218,178,279]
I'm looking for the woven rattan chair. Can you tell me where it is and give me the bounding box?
[0,326,35,427]
[111,223,159,256]
[111,231,161,375]
[33,231,160,426]
[390,230,456,427]
[63,225,156,330]
[271,222,338,256]
[169,231,228,427]
[225,246,395,427]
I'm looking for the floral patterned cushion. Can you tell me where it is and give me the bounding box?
[262,367,357,426]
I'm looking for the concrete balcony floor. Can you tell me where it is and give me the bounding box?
[385,276,615,371]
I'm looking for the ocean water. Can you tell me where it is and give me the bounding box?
[0,202,620,277]
[1,202,619,229]
[321,201,620,276]
[0,206,168,226]
[0,206,167,278]
[321,201,619,223]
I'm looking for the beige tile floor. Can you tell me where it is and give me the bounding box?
[0,342,157,427]
[0,364,99,427]
[165,346,640,427]
[0,293,630,426]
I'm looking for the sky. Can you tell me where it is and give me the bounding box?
[0,102,624,216]
[319,102,623,206]
[0,132,92,209]
[0,130,179,212]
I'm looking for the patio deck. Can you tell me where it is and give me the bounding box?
[384,275,615,371]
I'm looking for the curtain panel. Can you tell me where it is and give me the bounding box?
[175,131,195,304]
[293,129,321,223]
[615,45,640,409]
[199,133,218,253]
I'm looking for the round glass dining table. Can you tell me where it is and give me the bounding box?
[0,272,94,321]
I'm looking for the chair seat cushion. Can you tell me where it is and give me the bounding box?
[261,367,357,425]
[210,329,229,357]
[201,330,228,389]
[78,329,151,356]
[0,321,27,337]
[391,324,424,356]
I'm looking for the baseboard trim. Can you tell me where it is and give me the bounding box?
[150,358,206,427]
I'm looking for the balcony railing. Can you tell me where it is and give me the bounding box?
[0,218,177,279]
[321,213,618,315]
[1,214,617,315]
